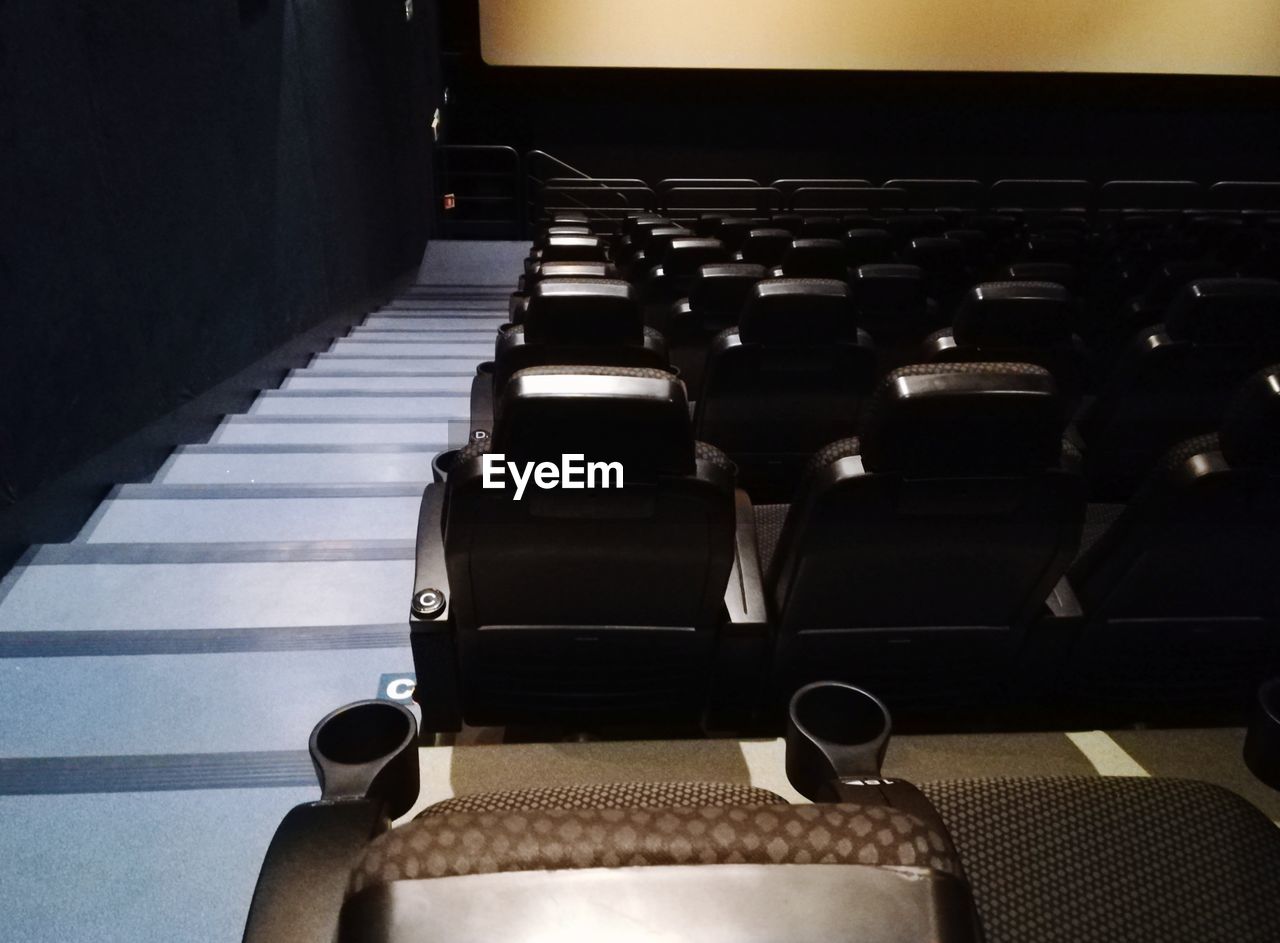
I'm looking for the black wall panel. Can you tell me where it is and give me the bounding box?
[0,1,439,548]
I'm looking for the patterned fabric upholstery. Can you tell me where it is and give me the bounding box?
[919,777,1280,943]
[752,503,790,576]
[1075,502,1127,562]
[694,440,736,476]
[455,437,492,464]
[422,781,783,816]
[350,800,962,892]
[804,436,862,476]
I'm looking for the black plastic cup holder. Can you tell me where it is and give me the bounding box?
[1244,678,1280,790]
[477,361,495,376]
[309,700,420,818]
[431,449,461,484]
[786,681,892,803]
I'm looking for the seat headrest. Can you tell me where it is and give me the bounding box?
[496,366,695,477]
[534,261,612,281]
[780,239,847,277]
[953,282,1074,347]
[536,226,592,246]
[1219,366,1280,469]
[660,237,730,276]
[737,278,852,345]
[689,264,766,314]
[539,235,608,263]
[860,363,1066,477]
[851,264,927,309]
[524,279,641,344]
[742,228,793,245]
[1164,279,1280,345]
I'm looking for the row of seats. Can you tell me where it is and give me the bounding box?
[412,356,1280,732]
[538,178,1280,228]
[507,228,1280,500]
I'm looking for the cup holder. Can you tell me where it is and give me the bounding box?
[1244,678,1280,790]
[309,700,420,818]
[432,449,461,484]
[477,360,495,376]
[786,681,892,802]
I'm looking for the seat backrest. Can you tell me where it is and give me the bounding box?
[1099,180,1202,212]
[521,279,642,345]
[1079,278,1280,497]
[445,366,736,634]
[844,228,895,267]
[498,281,663,388]
[1069,367,1280,695]
[1210,181,1280,212]
[739,227,794,267]
[778,238,848,279]
[769,363,1082,643]
[850,264,939,348]
[538,234,609,263]
[686,263,767,322]
[695,279,876,497]
[930,282,1084,400]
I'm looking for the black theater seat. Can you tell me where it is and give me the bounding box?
[1077,278,1280,498]
[850,264,941,367]
[528,233,609,266]
[513,260,617,319]
[772,238,849,280]
[759,363,1084,707]
[922,282,1087,405]
[413,366,749,730]
[886,214,948,241]
[844,228,896,268]
[1063,366,1280,705]
[694,278,876,499]
[641,236,732,331]
[737,227,794,267]
[667,262,766,397]
[903,236,972,310]
[485,280,670,427]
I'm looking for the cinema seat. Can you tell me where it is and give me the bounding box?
[246,705,1280,943]
[771,238,849,279]
[922,282,1087,405]
[490,279,668,397]
[1077,278,1280,498]
[641,236,732,332]
[527,233,609,266]
[667,262,767,397]
[736,227,794,268]
[512,260,617,319]
[758,363,1084,707]
[694,278,876,498]
[412,366,754,730]
[849,264,941,367]
[844,228,896,267]
[1063,366,1280,705]
[902,236,972,310]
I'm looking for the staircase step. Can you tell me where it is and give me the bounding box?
[77,485,423,544]
[156,445,438,485]
[209,417,453,446]
[327,339,491,358]
[247,391,469,419]
[279,372,473,394]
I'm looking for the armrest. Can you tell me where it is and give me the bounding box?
[410,484,461,732]
[724,489,769,635]
[242,800,387,943]
[469,370,495,439]
[707,490,771,730]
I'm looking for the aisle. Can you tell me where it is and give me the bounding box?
[0,240,523,943]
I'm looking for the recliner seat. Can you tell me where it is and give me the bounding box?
[1077,277,1280,498]
[758,363,1084,707]
[413,366,749,730]
[1064,365,1280,703]
[694,278,877,499]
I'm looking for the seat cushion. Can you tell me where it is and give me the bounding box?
[919,777,1280,943]
[350,795,961,891]
[422,781,782,816]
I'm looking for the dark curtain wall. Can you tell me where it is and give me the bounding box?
[440,2,1280,184]
[0,0,440,512]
